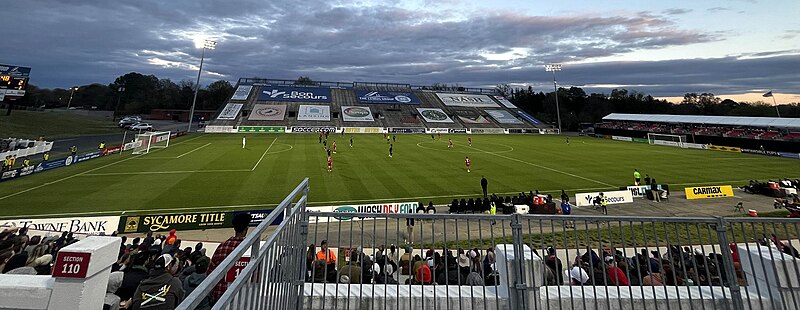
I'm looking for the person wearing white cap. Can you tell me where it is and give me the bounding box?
[566,256,590,285]
[130,254,185,309]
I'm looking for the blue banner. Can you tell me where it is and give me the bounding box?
[75,151,102,163]
[0,166,35,183]
[257,86,331,102]
[233,209,284,226]
[516,110,542,125]
[34,156,75,173]
[355,90,420,104]
[778,152,800,159]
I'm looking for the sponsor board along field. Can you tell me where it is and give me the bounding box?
[0,133,798,218]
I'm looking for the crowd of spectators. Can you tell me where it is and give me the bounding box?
[306,241,499,287]
[449,191,558,214]
[597,122,800,141]
[0,227,73,276]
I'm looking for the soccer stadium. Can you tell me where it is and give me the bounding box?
[3,2,800,310]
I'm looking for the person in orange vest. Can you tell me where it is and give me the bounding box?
[316,240,337,268]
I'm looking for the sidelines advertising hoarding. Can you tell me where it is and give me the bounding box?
[435,93,499,108]
[355,90,420,104]
[217,103,244,120]
[120,211,231,233]
[741,149,781,157]
[575,190,634,207]
[341,106,375,122]
[343,127,382,134]
[706,145,741,152]
[237,126,286,133]
[297,105,331,121]
[454,110,490,124]
[290,126,337,133]
[471,128,507,134]
[258,86,331,103]
[1,216,120,235]
[417,108,454,123]
[231,85,253,100]
[388,127,426,134]
[493,96,517,109]
[486,109,524,124]
[307,202,419,223]
[248,104,287,121]
[627,185,662,198]
[612,136,633,142]
[685,185,734,200]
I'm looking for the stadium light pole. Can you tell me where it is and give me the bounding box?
[188,39,217,133]
[66,87,78,109]
[545,64,562,134]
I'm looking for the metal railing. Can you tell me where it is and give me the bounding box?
[179,195,800,309]
[176,178,309,310]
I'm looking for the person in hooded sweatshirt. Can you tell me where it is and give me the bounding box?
[131,254,184,310]
[183,256,211,310]
[116,252,150,302]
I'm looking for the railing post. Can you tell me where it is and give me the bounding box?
[714,217,745,310]
[510,214,529,310]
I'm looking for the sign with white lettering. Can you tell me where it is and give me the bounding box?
[52,252,91,278]
[307,202,420,223]
[435,93,498,107]
[258,86,331,102]
[225,257,251,282]
[119,212,229,233]
[0,216,120,235]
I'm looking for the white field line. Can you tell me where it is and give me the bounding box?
[176,142,211,158]
[252,137,278,171]
[0,135,207,201]
[81,169,251,177]
[2,186,615,219]
[463,143,615,187]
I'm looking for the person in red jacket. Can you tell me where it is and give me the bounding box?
[165,229,177,246]
[605,256,629,286]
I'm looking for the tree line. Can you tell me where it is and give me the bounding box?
[500,85,800,130]
[12,72,234,115]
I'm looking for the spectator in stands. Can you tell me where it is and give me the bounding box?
[338,251,362,284]
[644,174,651,186]
[439,254,471,285]
[567,256,590,285]
[414,262,433,285]
[2,251,27,273]
[207,212,252,303]
[406,217,415,244]
[605,256,629,286]
[105,271,124,310]
[375,263,398,284]
[131,254,185,309]
[183,256,211,310]
[399,246,412,275]
[116,251,150,302]
[315,239,336,268]
[545,247,564,285]
[165,229,178,246]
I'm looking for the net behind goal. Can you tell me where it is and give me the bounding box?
[647,133,686,148]
[132,131,171,154]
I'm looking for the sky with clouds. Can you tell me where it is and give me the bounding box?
[2,0,799,102]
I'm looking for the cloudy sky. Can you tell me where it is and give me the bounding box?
[3,0,799,102]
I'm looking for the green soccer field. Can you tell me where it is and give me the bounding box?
[1,133,798,218]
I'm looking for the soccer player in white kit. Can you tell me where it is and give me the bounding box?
[242,136,246,149]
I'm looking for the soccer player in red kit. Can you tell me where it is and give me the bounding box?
[333,141,337,153]
[465,156,471,173]
[468,136,472,146]
[327,156,332,172]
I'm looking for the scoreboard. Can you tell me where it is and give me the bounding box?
[0,64,31,99]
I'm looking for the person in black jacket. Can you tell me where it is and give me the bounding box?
[560,190,569,204]
[651,178,660,202]
[131,254,185,309]
[481,176,488,198]
[115,252,150,302]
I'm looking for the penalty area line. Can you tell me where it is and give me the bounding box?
[176,142,212,158]
[252,137,278,171]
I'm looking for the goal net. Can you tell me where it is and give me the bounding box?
[647,133,686,148]
[132,131,171,155]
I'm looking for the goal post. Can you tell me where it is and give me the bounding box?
[132,131,171,155]
[647,133,687,148]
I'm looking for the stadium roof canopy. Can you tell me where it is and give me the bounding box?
[602,113,800,129]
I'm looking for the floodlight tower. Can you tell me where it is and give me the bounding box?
[187,39,217,132]
[545,64,562,134]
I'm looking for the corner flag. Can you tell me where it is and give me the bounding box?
[763,91,773,97]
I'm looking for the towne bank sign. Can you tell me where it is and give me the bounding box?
[308,202,419,223]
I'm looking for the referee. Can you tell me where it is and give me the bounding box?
[633,169,641,186]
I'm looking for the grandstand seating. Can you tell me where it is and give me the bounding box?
[756,131,781,140]
[209,79,543,131]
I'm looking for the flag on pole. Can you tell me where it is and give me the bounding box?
[763,91,773,97]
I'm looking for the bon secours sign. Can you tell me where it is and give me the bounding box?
[684,185,734,200]
[307,202,420,223]
[258,86,331,103]
[575,190,633,207]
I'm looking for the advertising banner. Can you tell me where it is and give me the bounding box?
[388,127,425,134]
[417,108,453,123]
[205,126,236,133]
[627,185,662,198]
[706,145,741,152]
[232,209,284,227]
[779,152,800,159]
[741,149,781,157]
[290,126,337,133]
[217,103,244,120]
[258,86,331,103]
[685,185,734,200]
[436,93,498,107]
[1,216,120,235]
[123,140,143,151]
[34,156,75,173]
[486,109,524,124]
[341,106,375,122]
[454,110,490,124]
[0,165,35,182]
[507,128,539,134]
[684,143,705,149]
[448,128,469,134]
[343,127,382,134]
[297,105,331,121]
[493,96,517,109]
[612,136,633,142]
[102,145,123,155]
[0,64,31,77]
[515,110,541,125]
[307,202,419,223]
[75,151,101,163]
[427,128,450,134]
[653,140,681,147]
[248,104,286,121]
[471,128,507,134]
[356,91,419,104]
[237,126,286,133]
[632,138,648,143]
[120,211,230,233]
[575,190,634,207]
[231,85,253,100]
